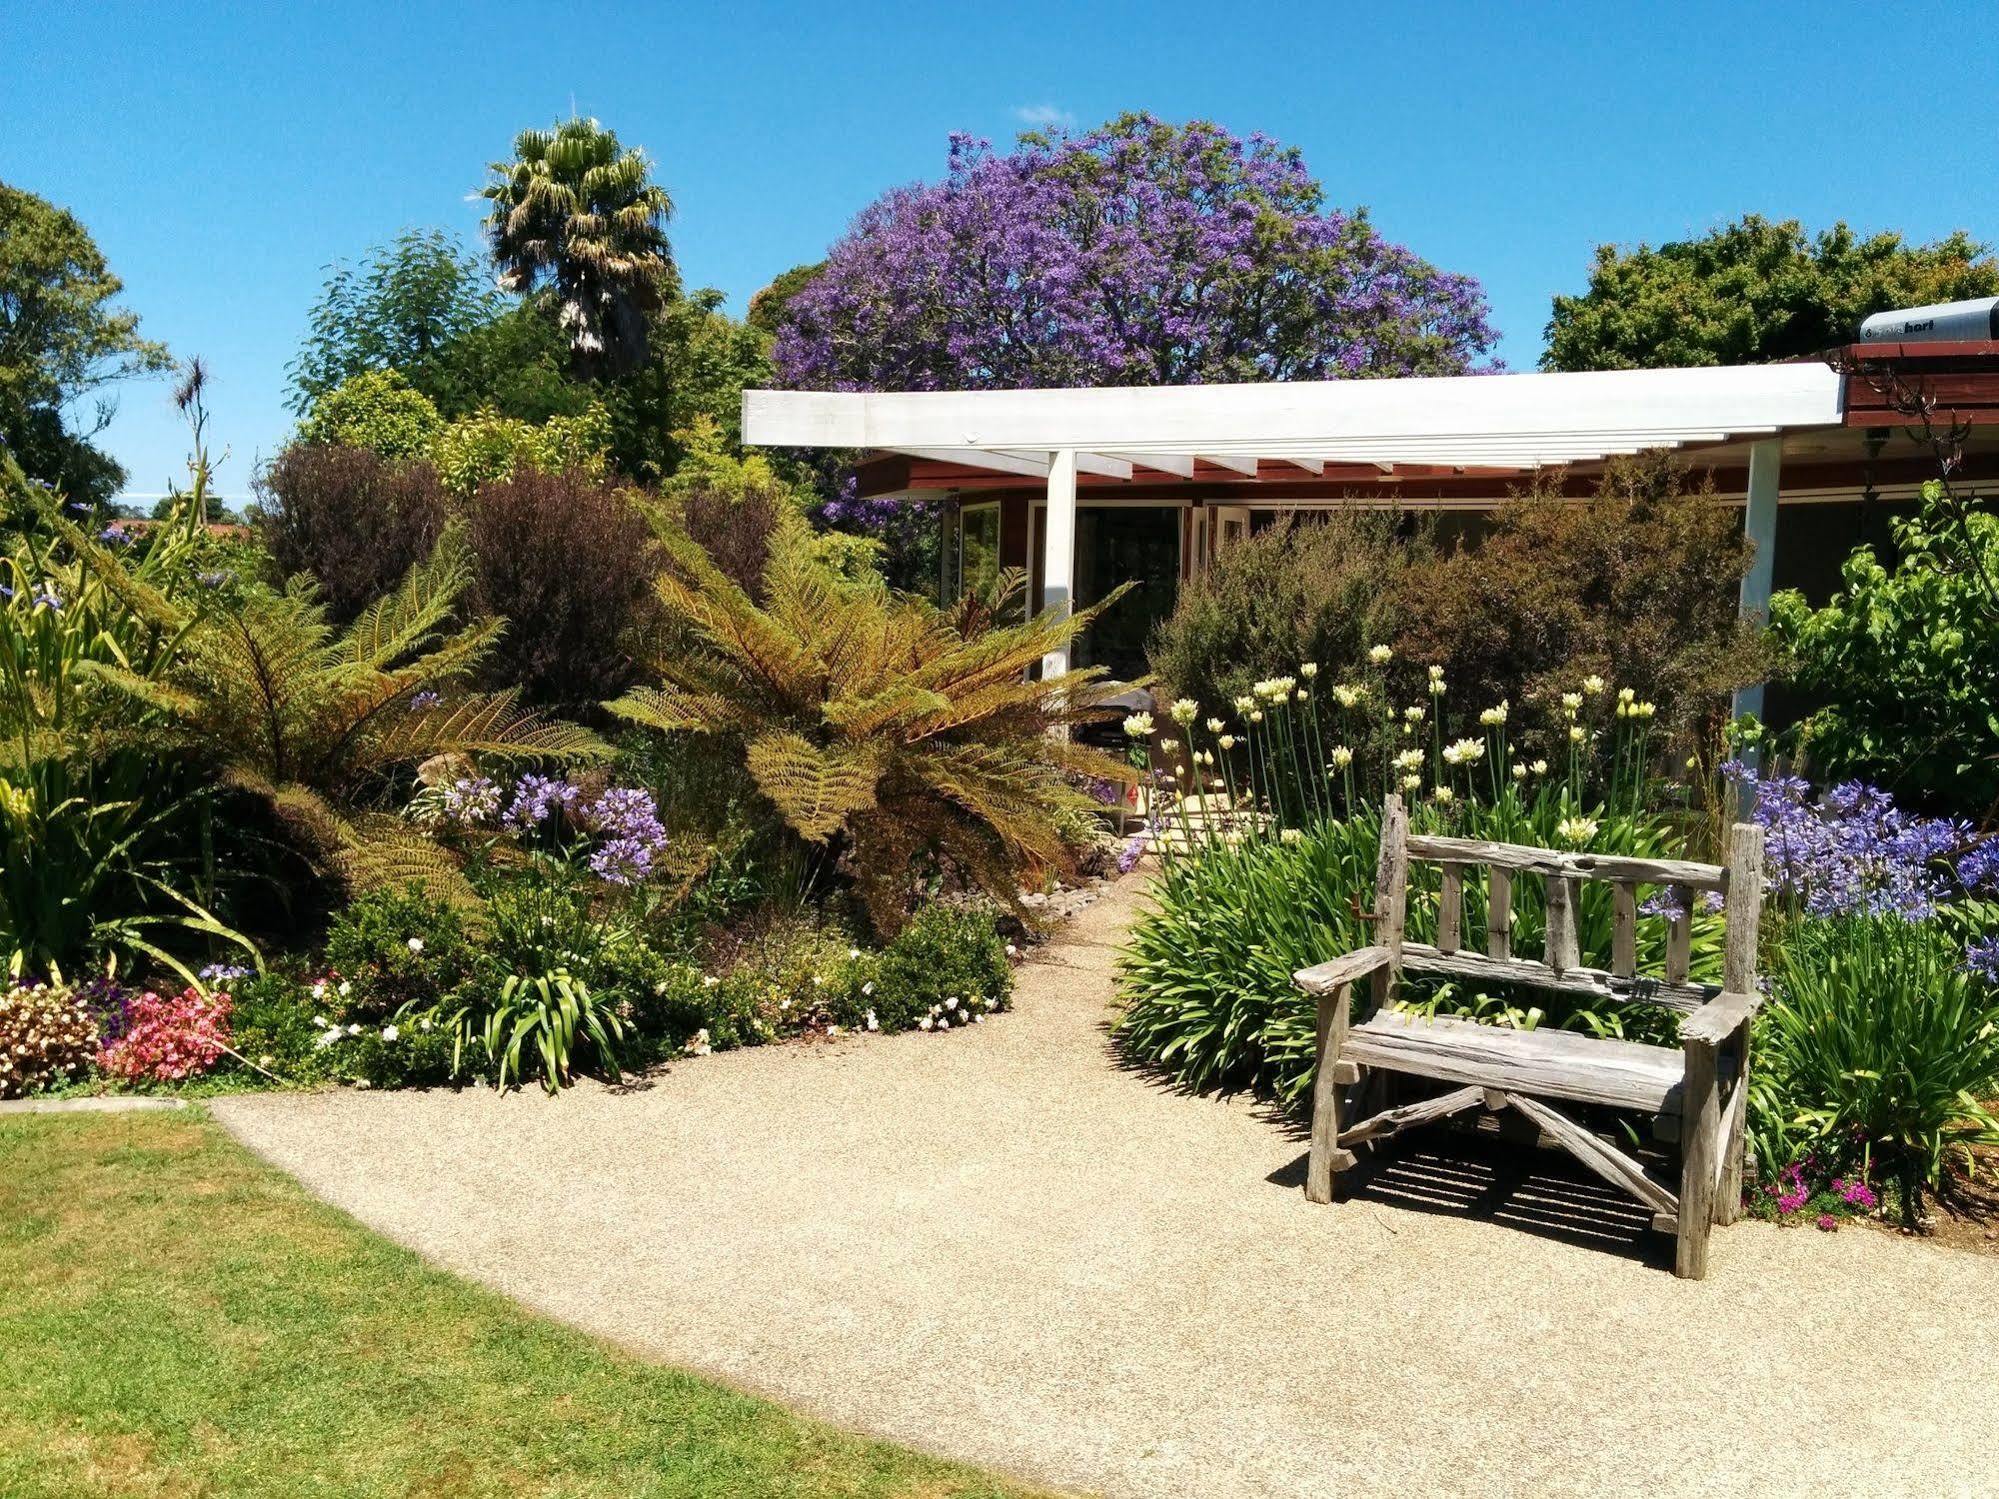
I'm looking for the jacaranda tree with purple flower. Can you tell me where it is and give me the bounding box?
[774,115,1500,393]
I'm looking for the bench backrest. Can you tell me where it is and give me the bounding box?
[1370,793,1764,1015]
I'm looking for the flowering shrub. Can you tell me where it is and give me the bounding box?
[850,902,1013,1035]
[323,884,480,1025]
[0,983,99,1098]
[97,987,232,1083]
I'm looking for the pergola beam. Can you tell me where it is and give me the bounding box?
[744,367,1840,455]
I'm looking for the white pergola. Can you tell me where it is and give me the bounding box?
[743,362,1848,710]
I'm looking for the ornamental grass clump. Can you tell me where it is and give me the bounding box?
[0,983,98,1097]
[1752,914,1999,1224]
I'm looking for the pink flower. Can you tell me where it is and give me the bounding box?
[98,987,232,1082]
[1815,1213,1837,1232]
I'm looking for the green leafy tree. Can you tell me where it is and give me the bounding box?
[480,118,677,380]
[296,369,444,460]
[0,182,172,507]
[1771,481,1999,818]
[1544,216,1999,370]
[287,230,584,423]
[598,289,773,481]
[746,262,821,340]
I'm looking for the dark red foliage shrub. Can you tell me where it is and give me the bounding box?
[463,468,661,706]
[253,444,448,620]
[677,475,783,599]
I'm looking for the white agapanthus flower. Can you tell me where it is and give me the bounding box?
[1280,827,1303,845]
[1329,745,1353,768]
[1368,644,1392,664]
[1394,748,1424,771]
[406,937,424,954]
[1561,691,1584,712]
[1479,701,1509,726]
[1556,815,1600,846]
[1300,662,1319,678]
[1511,763,1529,780]
[1582,675,1606,696]
[1404,704,1425,723]
[1569,724,1586,743]
[1206,717,1225,733]
[1170,697,1199,724]
[1123,712,1155,739]
[1530,758,1549,775]
[1332,684,1362,708]
[1432,785,1454,804]
[1401,772,1422,792]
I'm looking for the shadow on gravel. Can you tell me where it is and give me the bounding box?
[1267,1123,1675,1270]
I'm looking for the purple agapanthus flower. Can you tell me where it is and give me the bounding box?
[580,786,668,886]
[505,773,580,830]
[1957,839,1999,894]
[1723,762,1965,919]
[1966,935,1999,983]
[31,585,61,612]
[1117,834,1147,874]
[408,689,442,711]
[439,775,501,826]
[197,963,250,984]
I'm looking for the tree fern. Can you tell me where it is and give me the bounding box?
[82,527,607,897]
[610,519,1134,932]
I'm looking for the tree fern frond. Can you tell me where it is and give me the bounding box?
[743,731,882,842]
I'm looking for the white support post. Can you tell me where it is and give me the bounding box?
[1731,439,1782,728]
[1040,448,1079,680]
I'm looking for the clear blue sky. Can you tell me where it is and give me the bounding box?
[5,0,1994,503]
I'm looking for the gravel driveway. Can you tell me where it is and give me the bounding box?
[214,877,1999,1498]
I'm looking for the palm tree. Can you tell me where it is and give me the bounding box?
[481,117,677,380]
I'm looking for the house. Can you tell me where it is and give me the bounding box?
[743,324,1999,717]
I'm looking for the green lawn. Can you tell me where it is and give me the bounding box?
[0,1108,1048,1498]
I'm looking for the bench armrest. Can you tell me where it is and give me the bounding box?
[1294,945,1393,996]
[1680,988,1760,1047]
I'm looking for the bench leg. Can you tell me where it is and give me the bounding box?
[1305,981,1355,1204]
[1714,1030,1751,1225]
[1675,1036,1720,1279]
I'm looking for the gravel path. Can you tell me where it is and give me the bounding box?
[214,878,1998,1499]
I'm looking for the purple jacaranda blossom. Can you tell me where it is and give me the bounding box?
[1723,762,1965,920]
[774,116,1499,394]
[506,773,581,831]
[580,786,668,886]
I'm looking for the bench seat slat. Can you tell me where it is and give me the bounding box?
[1399,942,1717,1014]
[1346,1010,1686,1114]
[1403,834,1727,892]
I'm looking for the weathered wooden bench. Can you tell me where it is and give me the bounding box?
[1294,793,1765,1279]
